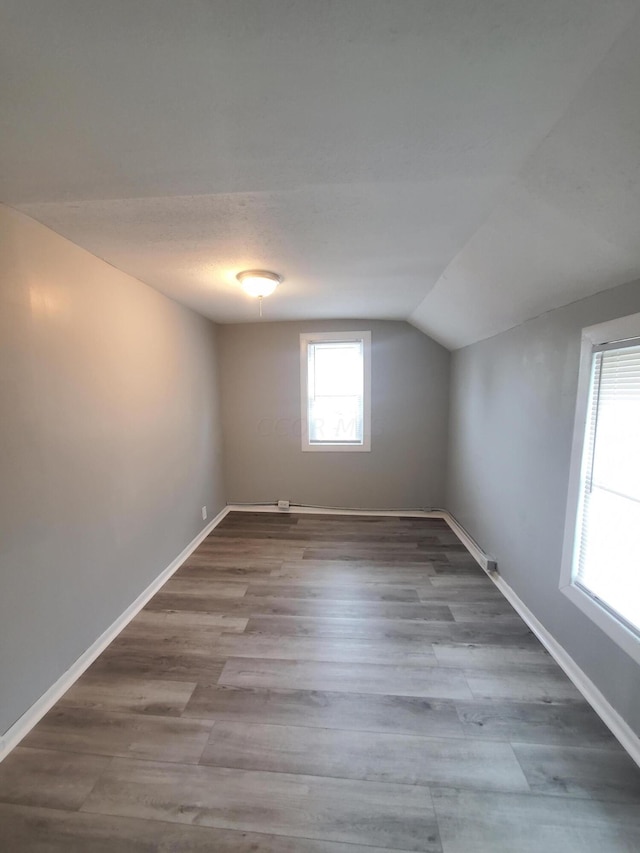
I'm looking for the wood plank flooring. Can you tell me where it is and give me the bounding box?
[2,511,640,852]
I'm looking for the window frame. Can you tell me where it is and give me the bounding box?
[560,311,640,664]
[299,330,371,453]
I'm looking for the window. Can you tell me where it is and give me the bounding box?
[300,331,371,452]
[561,311,640,661]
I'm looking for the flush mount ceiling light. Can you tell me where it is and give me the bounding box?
[236,270,282,317]
[236,269,282,297]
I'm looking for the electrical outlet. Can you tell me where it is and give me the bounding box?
[202,506,207,520]
[277,499,290,511]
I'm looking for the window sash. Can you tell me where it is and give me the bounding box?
[574,341,640,635]
[307,340,365,445]
[300,331,371,452]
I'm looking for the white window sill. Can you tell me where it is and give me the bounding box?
[302,442,371,453]
[560,581,640,666]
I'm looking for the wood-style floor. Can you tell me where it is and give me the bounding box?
[2,511,640,852]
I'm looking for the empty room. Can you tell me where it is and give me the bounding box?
[2,2,640,851]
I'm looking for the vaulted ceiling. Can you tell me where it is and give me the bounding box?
[2,1,640,348]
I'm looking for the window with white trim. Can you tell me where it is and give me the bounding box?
[300,331,371,452]
[561,312,640,661]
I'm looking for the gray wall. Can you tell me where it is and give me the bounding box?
[446,277,640,735]
[0,206,226,736]
[219,319,450,509]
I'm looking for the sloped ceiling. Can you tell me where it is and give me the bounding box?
[2,0,640,349]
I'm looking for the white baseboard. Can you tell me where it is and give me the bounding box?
[491,572,640,768]
[0,504,231,763]
[443,512,498,574]
[225,502,447,518]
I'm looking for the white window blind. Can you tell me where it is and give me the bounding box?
[307,339,364,444]
[574,340,640,634]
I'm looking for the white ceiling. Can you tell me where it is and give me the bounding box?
[2,0,640,348]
